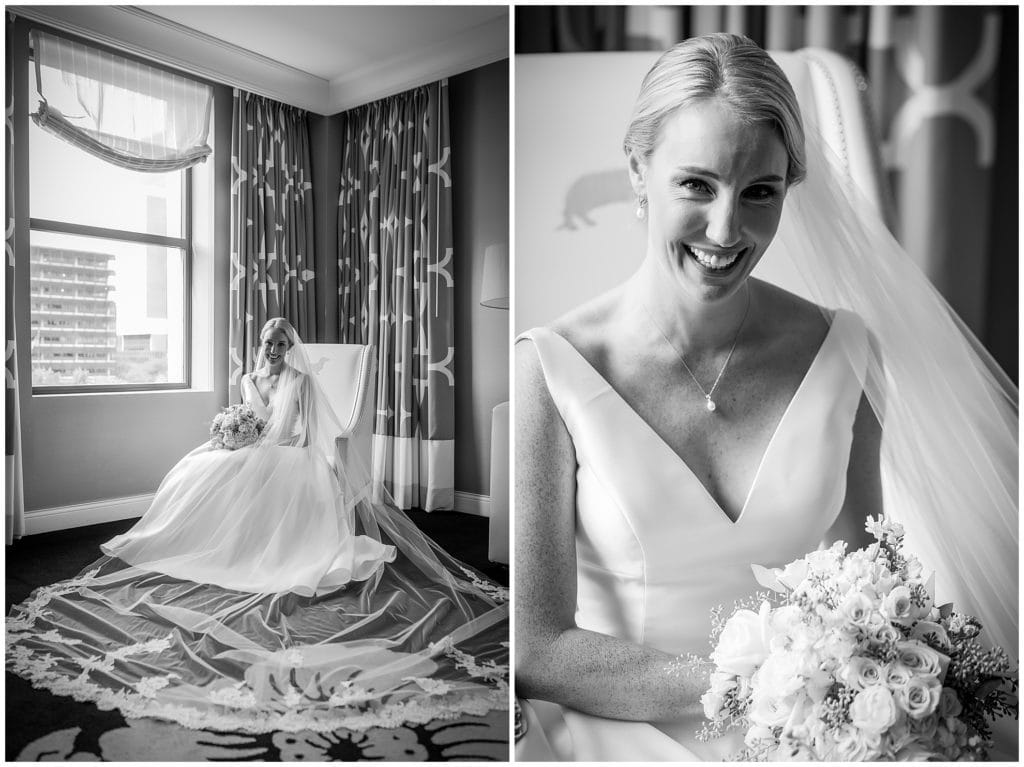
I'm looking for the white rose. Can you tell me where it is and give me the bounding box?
[834,723,882,761]
[896,640,946,679]
[886,662,913,689]
[753,651,806,700]
[850,685,899,733]
[838,656,884,690]
[895,677,942,719]
[881,585,915,624]
[700,689,725,720]
[711,601,772,677]
[840,592,875,627]
[748,690,796,728]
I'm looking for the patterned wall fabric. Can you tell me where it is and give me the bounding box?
[515,5,1016,378]
[228,90,317,402]
[6,18,25,544]
[337,81,455,511]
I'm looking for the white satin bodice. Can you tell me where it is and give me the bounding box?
[521,309,868,657]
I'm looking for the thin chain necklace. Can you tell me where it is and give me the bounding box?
[642,285,751,413]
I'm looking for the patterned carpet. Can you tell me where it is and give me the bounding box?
[6,513,510,762]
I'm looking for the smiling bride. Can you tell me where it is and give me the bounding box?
[515,34,1017,761]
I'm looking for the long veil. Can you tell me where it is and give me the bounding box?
[761,96,1018,659]
[6,332,508,734]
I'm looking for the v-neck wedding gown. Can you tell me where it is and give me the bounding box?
[517,309,868,761]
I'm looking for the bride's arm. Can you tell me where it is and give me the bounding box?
[515,340,707,722]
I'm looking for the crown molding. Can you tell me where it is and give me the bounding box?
[327,14,509,114]
[10,5,507,115]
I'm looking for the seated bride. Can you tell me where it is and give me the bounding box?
[515,34,1017,762]
[8,317,509,734]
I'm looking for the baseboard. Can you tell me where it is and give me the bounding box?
[24,494,152,536]
[453,491,491,518]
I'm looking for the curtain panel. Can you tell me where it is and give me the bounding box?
[6,19,25,544]
[337,81,455,512]
[515,5,1016,380]
[228,90,317,403]
[29,30,213,172]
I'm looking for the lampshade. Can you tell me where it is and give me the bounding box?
[480,243,509,309]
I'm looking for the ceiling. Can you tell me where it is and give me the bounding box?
[11,4,509,114]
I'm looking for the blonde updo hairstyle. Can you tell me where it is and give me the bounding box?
[623,33,806,187]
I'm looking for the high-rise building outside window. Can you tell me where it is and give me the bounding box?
[28,55,192,392]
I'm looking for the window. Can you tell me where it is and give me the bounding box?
[28,36,201,392]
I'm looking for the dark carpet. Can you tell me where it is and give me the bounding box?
[5,511,509,761]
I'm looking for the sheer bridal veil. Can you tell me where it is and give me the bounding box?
[765,70,1017,659]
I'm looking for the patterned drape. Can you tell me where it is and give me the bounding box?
[6,17,25,544]
[337,81,455,511]
[516,5,1016,379]
[228,90,317,402]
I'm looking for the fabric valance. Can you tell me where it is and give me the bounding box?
[30,29,213,172]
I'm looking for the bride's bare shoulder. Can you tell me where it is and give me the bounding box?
[753,279,832,341]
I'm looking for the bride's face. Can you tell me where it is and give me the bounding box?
[261,328,291,371]
[632,97,789,304]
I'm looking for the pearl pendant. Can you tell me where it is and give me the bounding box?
[706,398,717,412]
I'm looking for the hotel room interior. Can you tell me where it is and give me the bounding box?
[5,5,509,761]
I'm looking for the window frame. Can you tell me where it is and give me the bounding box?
[27,36,196,396]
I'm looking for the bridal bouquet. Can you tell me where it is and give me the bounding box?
[699,517,1017,761]
[210,404,266,450]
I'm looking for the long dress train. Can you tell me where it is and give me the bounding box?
[7,366,508,733]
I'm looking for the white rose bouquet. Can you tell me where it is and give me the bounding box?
[698,517,1017,761]
[209,404,266,450]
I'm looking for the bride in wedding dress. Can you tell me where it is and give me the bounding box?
[7,318,508,733]
[515,34,1017,761]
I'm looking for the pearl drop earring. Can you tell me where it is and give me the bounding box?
[636,196,647,220]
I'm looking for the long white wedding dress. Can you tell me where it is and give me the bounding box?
[516,311,869,761]
[7,366,509,733]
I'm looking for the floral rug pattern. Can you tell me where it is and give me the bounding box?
[13,709,508,761]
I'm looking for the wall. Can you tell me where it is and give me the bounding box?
[11,17,232,514]
[449,60,510,497]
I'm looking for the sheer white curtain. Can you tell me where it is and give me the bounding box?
[30,29,213,172]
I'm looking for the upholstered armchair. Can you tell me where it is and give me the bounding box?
[303,344,376,475]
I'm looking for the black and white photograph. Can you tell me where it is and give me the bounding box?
[5,4,509,761]
[513,5,1018,762]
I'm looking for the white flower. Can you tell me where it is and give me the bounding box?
[834,723,882,761]
[282,687,303,707]
[744,724,775,748]
[850,685,899,733]
[896,640,946,679]
[895,676,942,719]
[283,648,304,666]
[820,629,857,663]
[881,586,914,623]
[753,652,806,700]
[840,592,875,627]
[838,656,884,690]
[711,601,772,677]
[886,662,913,689]
[701,689,725,720]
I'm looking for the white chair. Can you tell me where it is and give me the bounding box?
[303,344,376,473]
[515,49,892,333]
